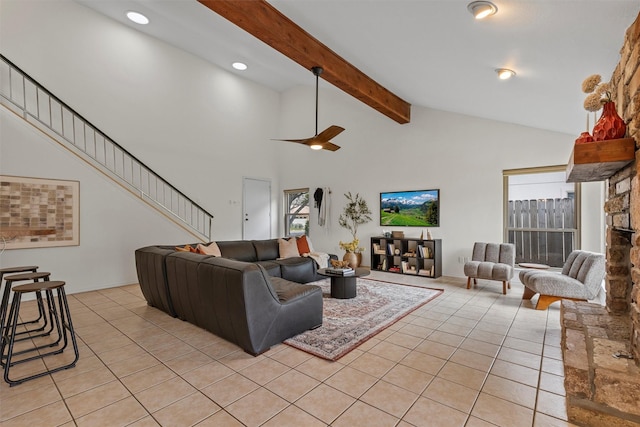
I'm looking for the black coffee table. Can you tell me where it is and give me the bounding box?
[317,268,370,299]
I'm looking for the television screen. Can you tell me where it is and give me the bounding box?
[380,189,439,227]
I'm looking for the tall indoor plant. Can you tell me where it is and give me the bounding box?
[338,192,372,268]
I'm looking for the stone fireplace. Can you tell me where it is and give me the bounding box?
[606,8,640,371]
[561,12,640,427]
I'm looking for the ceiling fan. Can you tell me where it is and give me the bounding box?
[273,66,344,151]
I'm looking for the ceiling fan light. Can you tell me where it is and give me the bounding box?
[310,143,323,150]
[496,68,515,80]
[467,1,498,19]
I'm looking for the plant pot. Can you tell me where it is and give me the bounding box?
[343,252,360,268]
[592,101,626,141]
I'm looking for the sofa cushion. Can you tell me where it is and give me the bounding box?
[270,277,321,302]
[256,260,281,277]
[278,238,300,259]
[176,244,197,253]
[296,235,311,255]
[196,242,221,256]
[217,240,258,262]
[276,257,317,283]
[253,239,279,261]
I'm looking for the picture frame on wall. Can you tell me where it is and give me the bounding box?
[0,175,80,250]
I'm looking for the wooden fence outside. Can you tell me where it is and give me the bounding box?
[506,198,576,268]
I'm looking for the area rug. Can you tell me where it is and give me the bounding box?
[284,278,443,361]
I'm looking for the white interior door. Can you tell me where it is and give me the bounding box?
[243,177,271,240]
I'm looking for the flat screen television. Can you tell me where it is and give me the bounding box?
[380,189,439,227]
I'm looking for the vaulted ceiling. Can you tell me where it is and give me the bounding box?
[77,0,638,135]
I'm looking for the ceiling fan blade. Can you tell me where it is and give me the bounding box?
[316,125,345,141]
[321,142,341,151]
[271,137,313,143]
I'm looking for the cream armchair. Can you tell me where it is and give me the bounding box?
[519,250,605,310]
[464,242,515,294]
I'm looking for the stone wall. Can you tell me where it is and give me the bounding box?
[609,11,640,364]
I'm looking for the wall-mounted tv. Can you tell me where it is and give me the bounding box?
[380,189,439,227]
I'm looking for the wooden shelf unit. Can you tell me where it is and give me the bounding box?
[370,236,442,278]
[566,137,635,183]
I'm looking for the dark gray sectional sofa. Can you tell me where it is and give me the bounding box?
[134,239,329,355]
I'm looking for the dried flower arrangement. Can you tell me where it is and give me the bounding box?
[338,192,372,253]
[582,74,612,112]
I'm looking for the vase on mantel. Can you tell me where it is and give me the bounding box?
[592,101,626,141]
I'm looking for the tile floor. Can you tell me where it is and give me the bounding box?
[0,272,580,427]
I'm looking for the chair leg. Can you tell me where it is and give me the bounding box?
[502,281,507,295]
[507,281,511,289]
[535,295,563,310]
[473,278,477,284]
[535,295,587,310]
[466,277,471,289]
[522,287,536,300]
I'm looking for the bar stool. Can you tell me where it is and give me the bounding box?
[3,280,79,386]
[1,271,52,339]
[0,266,39,330]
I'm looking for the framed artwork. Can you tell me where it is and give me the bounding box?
[0,175,80,249]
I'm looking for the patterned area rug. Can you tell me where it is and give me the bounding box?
[284,278,443,361]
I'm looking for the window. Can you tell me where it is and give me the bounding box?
[504,166,580,267]
[284,188,309,237]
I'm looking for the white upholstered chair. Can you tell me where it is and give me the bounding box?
[519,250,605,310]
[464,242,515,294]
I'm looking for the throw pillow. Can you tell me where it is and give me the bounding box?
[278,237,300,259]
[196,242,221,257]
[296,235,311,255]
[175,244,193,252]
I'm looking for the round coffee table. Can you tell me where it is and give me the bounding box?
[317,267,370,299]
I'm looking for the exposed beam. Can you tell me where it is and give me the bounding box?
[197,0,411,124]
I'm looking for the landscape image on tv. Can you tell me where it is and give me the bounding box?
[380,189,439,227]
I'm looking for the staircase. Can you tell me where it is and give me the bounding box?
[0,55,213,241]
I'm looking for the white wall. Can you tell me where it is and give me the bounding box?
[0,0,605,290]
[0,0,282,291]
[276,86,606,276]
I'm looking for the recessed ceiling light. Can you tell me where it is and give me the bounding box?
[232,62,248,71]
[126,11,149,25]
[467,1,498,19]
[496,68,516,80]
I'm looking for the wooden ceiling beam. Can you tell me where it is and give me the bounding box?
[197,0,411,124]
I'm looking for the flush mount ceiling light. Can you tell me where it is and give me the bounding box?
[496,68,516,80]
[126,11,149,25]
[467,1,498,19]
[232,62,248,71]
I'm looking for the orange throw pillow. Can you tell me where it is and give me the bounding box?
[175,244,193,252]
[296,235,311,255]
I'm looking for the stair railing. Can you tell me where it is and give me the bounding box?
[0,54,213,240]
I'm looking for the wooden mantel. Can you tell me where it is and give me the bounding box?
[566,138,635,183]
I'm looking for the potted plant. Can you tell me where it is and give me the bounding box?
[338,192,372,268]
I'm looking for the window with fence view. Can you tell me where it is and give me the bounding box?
[505,169,579,268]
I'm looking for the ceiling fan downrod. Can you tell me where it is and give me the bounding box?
[312,66,323,136]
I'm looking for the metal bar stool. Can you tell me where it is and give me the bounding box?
[3,280,79,386]
[0,266,41,331]
[1,271,52,339]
